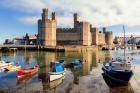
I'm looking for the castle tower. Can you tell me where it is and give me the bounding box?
[91,27,99,45]
[103,28,113,46]
[81,22,91,46]
[105,32,113,46]
[52,12,56,20]
[38,8,57,47]
[74,13,79,28]
[74,13,78,22]
[42,8,48,21]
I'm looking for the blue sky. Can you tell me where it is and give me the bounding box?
[0,0,140,44]
[0,7,37,44]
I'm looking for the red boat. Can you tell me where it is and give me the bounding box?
[17,66,39,78]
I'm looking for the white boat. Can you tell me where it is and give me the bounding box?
[5,65,21,72]
[49,75,65,89]
[49,71,65,82]
[0,60,14,68]
[49,61,65,82]
[102,26,133,85]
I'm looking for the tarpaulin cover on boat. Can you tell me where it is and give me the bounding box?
[71,60,81,66]
[50,62,64,72]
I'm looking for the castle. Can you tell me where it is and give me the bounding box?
[38,8,113,47]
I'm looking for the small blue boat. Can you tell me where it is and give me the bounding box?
[70,59,83,66]
[49,61,65,82]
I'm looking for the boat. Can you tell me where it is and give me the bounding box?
[4,65,21,72]
[17,66,39,78]
[0,60,18,72]
[58,60,65,65]
[49,62,65,82]
[64,59,83,68]
[0,60,14,69]
[40,74,65,90]
[102,26,133,85]
[70,59,83,67]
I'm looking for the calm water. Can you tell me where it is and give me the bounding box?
[0,49,140,93]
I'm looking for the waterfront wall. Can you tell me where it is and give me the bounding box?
[0,45,99,52]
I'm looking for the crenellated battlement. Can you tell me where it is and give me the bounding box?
[57,28,75,33]
[38,8,113,46]
[43,19,56,23]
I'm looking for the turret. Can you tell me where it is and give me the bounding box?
[42,8,48,21]
[74,13,79,28]
[74,13,78,22]
[52,12,56,20]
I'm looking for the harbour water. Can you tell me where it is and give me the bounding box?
[0,49,140,93]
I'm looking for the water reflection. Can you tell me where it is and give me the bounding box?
[0,50,139,93]
[71,66,82,84]
[40,75,65,92]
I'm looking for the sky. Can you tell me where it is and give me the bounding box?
[0,0,140,44]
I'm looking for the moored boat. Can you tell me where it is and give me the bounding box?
[102,58,133,84]
[17,66,39,78]
[4,65,21,72]
[71,59,83,66]
[64,59,83,68]
[49,61,65,82]
[0,60,14,69]
[102,26,133,85]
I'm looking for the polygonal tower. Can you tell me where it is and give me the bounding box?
[103,28,113,46]
[81,22,91,46]
[38,8,57,47]
[105,32,113,46]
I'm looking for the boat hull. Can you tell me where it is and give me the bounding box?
[49,72,65,82]
[17,67,39,78]
[102,67,133,84]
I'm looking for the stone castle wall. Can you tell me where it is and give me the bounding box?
[38,8,113,47]
[56,28,81,45]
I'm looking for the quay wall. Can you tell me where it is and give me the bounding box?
[65,47,98,52]
[0,45,99,52]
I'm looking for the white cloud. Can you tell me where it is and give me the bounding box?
[1,0,140,27]
[18,16,39,25]
[57,16,73,28]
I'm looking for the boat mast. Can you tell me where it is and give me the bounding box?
[123,25,126,59]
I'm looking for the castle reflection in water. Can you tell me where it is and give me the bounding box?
[0,50,114,93]
[35,50,112,76]
[0,50,112,76]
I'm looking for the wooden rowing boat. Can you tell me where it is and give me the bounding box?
[17,66,39,78]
